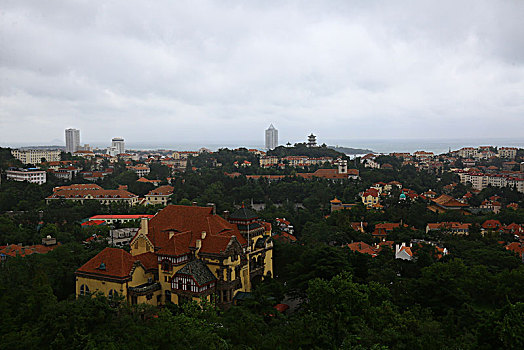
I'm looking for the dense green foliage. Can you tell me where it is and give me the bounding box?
[1,147,523,348]
[268,143,345,158]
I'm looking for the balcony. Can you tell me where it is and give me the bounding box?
[128,282,161,295]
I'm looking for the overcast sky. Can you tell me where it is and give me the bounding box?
[1,0,524,147]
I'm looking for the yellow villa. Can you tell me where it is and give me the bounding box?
[75,204,273,308]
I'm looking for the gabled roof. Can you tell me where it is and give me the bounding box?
[76,247,137,279]
[432,194,468,208]
[175,259,216,286]
[156,231,193,256]
[147,205,247,252]
[134,251,158,271]
[482,220,502,230]
[147,185,174,196]
[362,188,380,198]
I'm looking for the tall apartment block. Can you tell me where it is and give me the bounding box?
[265,124,278,150]
[111,137,125,155]
[65,128,80,153]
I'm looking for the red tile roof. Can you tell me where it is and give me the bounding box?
[134,251,158,271]
[482,220,503,230]
[0,243,60,258]
[505,242,524,258]
[76,247,137,279]
[363,188,380,198]
[89,215,154,220]
[48,188,138,200]
[147,205,247,254]
[432,194,468,208]
[147,185,174,196]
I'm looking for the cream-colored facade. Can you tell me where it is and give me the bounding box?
[11,149,61,164]
[75,205,274,308]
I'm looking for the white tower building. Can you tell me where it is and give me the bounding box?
[265,124,278,150]
[65,128,80,153]
[111,137,125,155]
[111,137,126,154]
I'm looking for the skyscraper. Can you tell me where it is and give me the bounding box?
[65,128,80,153]
[111,137,125,155]
[265,124,278,150]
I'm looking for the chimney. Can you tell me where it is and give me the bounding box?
[223,210,230,220]
[207,203,216,215]
[195,239,202,256]
[192,201,198,206]
[140,218,148,235]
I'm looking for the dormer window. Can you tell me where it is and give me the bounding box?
[98,262,106,270]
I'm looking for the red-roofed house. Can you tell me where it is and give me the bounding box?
[88,214,154,225]
[361,188,380,208]
[145,185,174,206]
[47,185,139,206]
[76,205,273,308]
[505,242,524,261]
[0,237,60,261]
[482,220,503,232]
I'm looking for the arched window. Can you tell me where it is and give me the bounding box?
[80,284,90,296]
[108,289,116,299]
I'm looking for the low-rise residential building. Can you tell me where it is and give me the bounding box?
[361,188,380,208]
[46,185,139,205]
[127,165,150,177]
[108,228,140,247]
[88,214,155,225]
[6,168,47,185]
[73,150,95,158]
[145,185,174,206]
[458,147,478,158]
[395,241,448,261]
[482,219,503,233]
[413,151,434,160]
[49,166,81,181]
[455,170,524,193]
[11,149,61,164]
[427,194,469,213]
[0,236,59,261]
[372,223,409,239]
[498,147,518,159]
[426,222,471,235]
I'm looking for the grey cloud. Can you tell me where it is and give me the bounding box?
[1,0,523,145]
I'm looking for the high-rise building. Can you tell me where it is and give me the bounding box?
[65,128,80,153]
[265,124,278,150]
[112,137,125,155]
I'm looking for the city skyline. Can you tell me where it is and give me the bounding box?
[1,1,524,144]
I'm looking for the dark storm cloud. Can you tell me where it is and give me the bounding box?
[1,0,523,146]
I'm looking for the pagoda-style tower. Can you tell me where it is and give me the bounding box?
[307,133,317,147]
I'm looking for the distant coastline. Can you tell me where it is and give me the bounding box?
[2,137,523,155]
[328,146,374,155]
